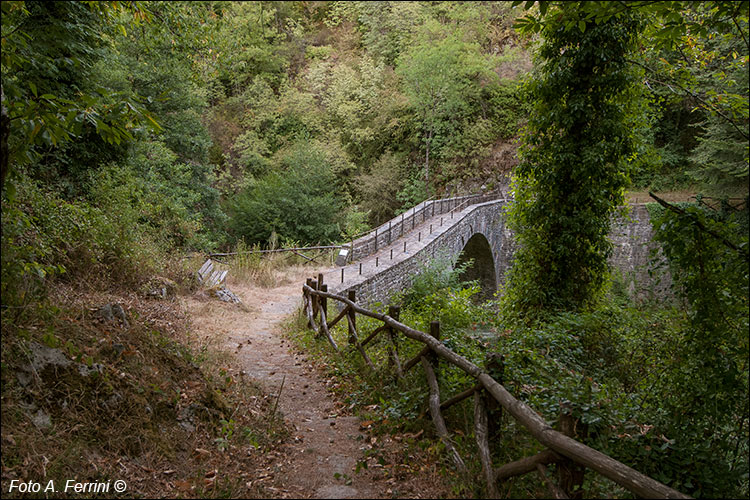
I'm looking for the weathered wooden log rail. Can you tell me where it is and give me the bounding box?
[302,277,691,499]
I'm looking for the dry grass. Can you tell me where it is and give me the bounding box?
[625,189,699,204]
[222,241,338,288]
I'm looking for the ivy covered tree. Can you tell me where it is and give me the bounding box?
[505,3,645,313]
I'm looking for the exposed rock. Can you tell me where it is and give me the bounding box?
[146,276,178,299]
[16,342,103,388]
[215,287,242,304]
[177,403,205,433]
[92,303,130,328]
[31,409,52,430]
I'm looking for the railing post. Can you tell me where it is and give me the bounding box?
[429,321,440,380]
[401,213,404,236]
[374,228,378,251]
[320,284,328,320]
[557,402,587,499]
[347,290,356,345]
[389,221,392,244]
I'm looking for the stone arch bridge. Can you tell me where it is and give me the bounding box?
[321,191,665,307]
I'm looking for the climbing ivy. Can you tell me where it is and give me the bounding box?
[504,4,645,313]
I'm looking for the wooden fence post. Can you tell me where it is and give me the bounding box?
[347,290,356,345]
[388,306,403,378]
[421,320,467,474]
[486,352,505,441]
[305,278,313,329]
[320,284,328,320]
[310,279,318,322]
[475,390,499,498]
[317,273,324,314]
[557,402,587,499]
[302,282,309,328]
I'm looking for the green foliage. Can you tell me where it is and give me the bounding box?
[330,1,428,65]
[505,5,645,313]
[341,207,371,242]
[1,1,159,186]
[396,30,498,195]
[495,291,748,497]
[396,252,477,312]
[1,174,162,311]
[689,114,749,194]
[227,140,346,246]
[395,170,429,212]
[356,151,409,225]
[646,201,749,497]
[94,141,225,250]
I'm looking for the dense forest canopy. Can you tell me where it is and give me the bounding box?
[2,1,746,253]
[1,2,748,497]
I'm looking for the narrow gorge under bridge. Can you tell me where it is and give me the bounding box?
[320,190,665,307]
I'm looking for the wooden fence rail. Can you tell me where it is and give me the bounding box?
[302,280,691,499]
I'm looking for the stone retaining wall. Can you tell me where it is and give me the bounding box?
[341,202,669,307]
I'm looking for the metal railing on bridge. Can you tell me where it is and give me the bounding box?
[209,189,509,266]
[342,189,508,263]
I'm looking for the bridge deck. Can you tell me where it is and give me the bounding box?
[323,198,505,304]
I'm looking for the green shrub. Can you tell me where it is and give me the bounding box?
[396,252,476,311]
[227,140,346,246]
[1,175,163,310]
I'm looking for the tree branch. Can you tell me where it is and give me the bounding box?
[649,192,748,259]
[628,59,749,141]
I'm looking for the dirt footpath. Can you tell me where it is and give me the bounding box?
[184,266,447,499]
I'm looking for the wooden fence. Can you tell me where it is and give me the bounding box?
[302,276,691,499]
[209,245,343,266]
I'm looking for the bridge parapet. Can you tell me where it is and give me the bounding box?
[347,190,506,263]
[326,198,670,308]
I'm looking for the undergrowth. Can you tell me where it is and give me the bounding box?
[286,248,749,498]
[1,277,288,499]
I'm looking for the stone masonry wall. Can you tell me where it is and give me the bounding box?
[340,202,668,307]
[349,192,503,261]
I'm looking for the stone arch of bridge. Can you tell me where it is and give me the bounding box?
[455,232,498,302]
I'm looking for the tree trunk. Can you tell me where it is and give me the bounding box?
[1,88,9,190]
